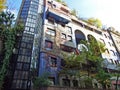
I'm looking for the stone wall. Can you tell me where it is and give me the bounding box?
[33,86,112,90]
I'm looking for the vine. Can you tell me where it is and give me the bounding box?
[0,11,23,89]
[0,29,16,89]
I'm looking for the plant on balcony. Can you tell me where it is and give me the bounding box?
[0,11,23,89]
[55,0,67,6]
[71,9,77,16]
[85,18,102,28]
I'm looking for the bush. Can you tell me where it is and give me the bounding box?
[84,77,93,88]
[32,73,51,89]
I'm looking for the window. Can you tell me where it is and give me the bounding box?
[45,40,53,49]
[61,59,65,67]
[53,4,56,8]
[104,34,107,38]
[17,55,31,63]
[12,80,27,89]
[47,1,51,5]
[23,63,30,71]
[110,50,115,56]
[49,77,55,85]
[60,44,74,52]
[49,57,57,67]
[110,59,114,64]
[61,33,66,39]
[46,28,55,36]
[100,38,105,45]
[116,52,119,56]
[105,49,109,54]
[68,35,72,41]
[62,79,70,87]
[108,42,111,46]
[115,61,118,65]
[19,48,31,56]
[73,80,78,87]
[60,7,69,13]
[16,63,23,70]
[67,27,72,34]
[94,30,102,35]
[48,17,54,24]
[108,36,111,39]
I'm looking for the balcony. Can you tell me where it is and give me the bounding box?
[46,8,71,24]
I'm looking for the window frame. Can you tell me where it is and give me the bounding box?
[45,40,53,49]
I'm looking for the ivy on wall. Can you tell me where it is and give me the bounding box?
[0,11,23,89]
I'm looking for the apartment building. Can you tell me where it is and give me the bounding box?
[9,0,120,90]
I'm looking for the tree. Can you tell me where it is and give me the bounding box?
[0,11,23,89]
[62,38,105,74]
[55,0,67,6]
[79,39,105,76]
[86,18,102,28]
[32,72,51,89]
[0,0,6,12]
[59,38,106,88]
[114,64,120,90]
[95,69,111,89]
[71,9,77,16]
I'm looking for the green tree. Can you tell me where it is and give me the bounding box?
[60,38,106,88]
[79,39,105,76]
[114,64,120,90]
[95,69,111,89]
[71,9,77,16]
[55,0,67,6]
[86,18,102,28]
[0,11,23,89]
[61,37,105,77]
[32,72,51,89]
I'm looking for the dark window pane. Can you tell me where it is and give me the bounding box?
[45,40,53,49]
[73,80,78,87]
[49,57,57,67]
[62,79,70,87]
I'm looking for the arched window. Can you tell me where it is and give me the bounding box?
[75,30,85,46]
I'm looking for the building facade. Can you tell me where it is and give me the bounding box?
[10,0,120,90]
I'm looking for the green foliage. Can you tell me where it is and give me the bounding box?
[114,64,120,90]
[0,11,23,89]
[61,37,105,78]
[95,69,111,89]
[0,11,15,28]
[32,73,51,89]
[84,77,93,88]
[0,29,15,89]
[86,18,102,28]
[71,9,77,16]
[55,0,67,6]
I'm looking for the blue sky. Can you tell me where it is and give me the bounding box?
[64,0,120,31]
[7,0,120,31]
[7,0,22,17]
